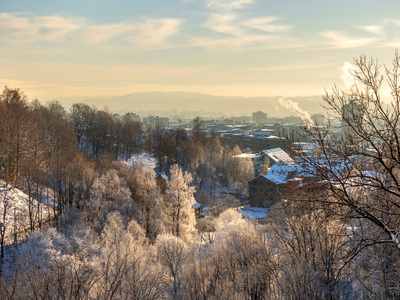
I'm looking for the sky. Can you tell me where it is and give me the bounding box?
[1,0,400,102]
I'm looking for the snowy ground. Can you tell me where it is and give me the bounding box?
[238,207,269,219]
[118,152,157,169]
[0,181,53,245]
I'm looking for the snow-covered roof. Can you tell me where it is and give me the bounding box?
[234,153,263,159]
[157,172,169,180]
[262,148,294,165]
[293,142,318,150]
[264,164,315,185]
[192,202,201,209]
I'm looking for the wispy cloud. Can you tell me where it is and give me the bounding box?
[0,13,82,43]
[134,19,182,45]
[0,13,183,47]
[81,18,183,46]
[199,11,295,49]
[205,0,254,11]
[320,31,378,48]
[388,20,400,26]
[241,16,291,33]
[191,34,310,50]
[242,60,332,72]
[358,25,384,35]
[203,13,243,36]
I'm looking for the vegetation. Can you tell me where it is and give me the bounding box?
[1,53,400,299]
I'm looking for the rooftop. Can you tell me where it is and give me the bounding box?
[262,148,294,165]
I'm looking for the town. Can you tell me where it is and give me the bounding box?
[1,0,399,298]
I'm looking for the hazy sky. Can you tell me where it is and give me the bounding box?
[1,0,399,101]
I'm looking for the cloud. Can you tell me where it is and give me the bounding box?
[191,34,309,50]
[134,19,182,45]
[199,12,296,49]
[0,13,182,47]
[243,60,332,72]
[203,13,243,36]
[202,13,290,36]
[320,31,378,48]
[241,16,291,33]
[0,13,82,43]
[81,18,182,45]
[205,0,254,11]
[389,20,400,26]
[358,25,384,35]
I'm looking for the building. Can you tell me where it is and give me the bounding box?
[156,172,168,193]
[127,113,141,122]
[248,164,315,207]
[261,148,294,166]
[286,181,333,216]
[223,133,287,152]
[234,153,264,177]
[311,114,325,125]
[342,99,363,143]
[144,116,170,130]
[252,111,267,123]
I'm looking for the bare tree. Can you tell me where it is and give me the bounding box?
[289,52,400,297]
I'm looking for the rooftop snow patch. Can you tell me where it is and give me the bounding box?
[262,148,294,165]
[264,164,315,185]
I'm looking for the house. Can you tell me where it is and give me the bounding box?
[286,180,333,216]
[155,172,168,193]
[192,202,203,219]
[248,164,315,207]
[261,147,294,167]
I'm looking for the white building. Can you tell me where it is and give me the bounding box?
[342,99,363,143]
[143,116,169,130]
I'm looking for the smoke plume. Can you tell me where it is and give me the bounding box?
[278,98,314,125]
[340,62,357,91]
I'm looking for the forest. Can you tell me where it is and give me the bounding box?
[2,53,400,300]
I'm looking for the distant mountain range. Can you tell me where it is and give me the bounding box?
[61,91,326,118]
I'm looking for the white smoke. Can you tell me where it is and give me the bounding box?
[340,62,357,91]
[278,98,314,125]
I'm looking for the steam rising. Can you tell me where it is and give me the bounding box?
[278,98,314,125]
[341,62,357,91]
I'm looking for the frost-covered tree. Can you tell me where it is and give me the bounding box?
[181,210,276,300]
[165,164,196,242]
[155,234,188,298]
[126,163,165,242]
[9,222,99,300]
[87,169,133,231]
[272,210,351,299]
[92,211,146,299]
[227,145,254,190]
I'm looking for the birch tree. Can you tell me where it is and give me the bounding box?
[165,164,196,242]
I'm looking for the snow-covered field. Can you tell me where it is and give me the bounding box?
[0,181,53,245]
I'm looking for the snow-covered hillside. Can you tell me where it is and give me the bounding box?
[0,181,53,245]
